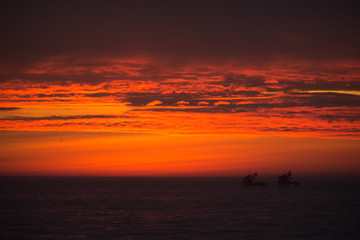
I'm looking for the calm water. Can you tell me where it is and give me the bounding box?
[0,177,359,239]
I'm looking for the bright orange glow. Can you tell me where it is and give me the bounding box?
[0,132,359,177]
[1,57,359,176]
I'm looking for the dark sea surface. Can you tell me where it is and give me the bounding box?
[0,177,359,240]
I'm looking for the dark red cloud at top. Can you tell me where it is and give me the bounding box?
[1,1,360,70]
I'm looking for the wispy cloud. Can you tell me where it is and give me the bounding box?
[0,115,121,121]
[0,107,21,111]
[146,100,163,106]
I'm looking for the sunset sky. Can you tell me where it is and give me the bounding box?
[1,1,359,176]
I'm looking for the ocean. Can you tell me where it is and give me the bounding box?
[0,177,359,239]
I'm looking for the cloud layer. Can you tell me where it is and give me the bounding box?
[0,1,359,137]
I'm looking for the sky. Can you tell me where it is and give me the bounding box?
[0,1,359,176]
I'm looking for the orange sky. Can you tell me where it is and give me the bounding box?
[1,58,360,176]
[0,132,359,177]
[1,58,359,176]
[1,2,359,177]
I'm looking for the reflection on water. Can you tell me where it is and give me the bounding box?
[0,177,359,239]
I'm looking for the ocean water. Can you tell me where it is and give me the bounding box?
[0,177,359,240]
